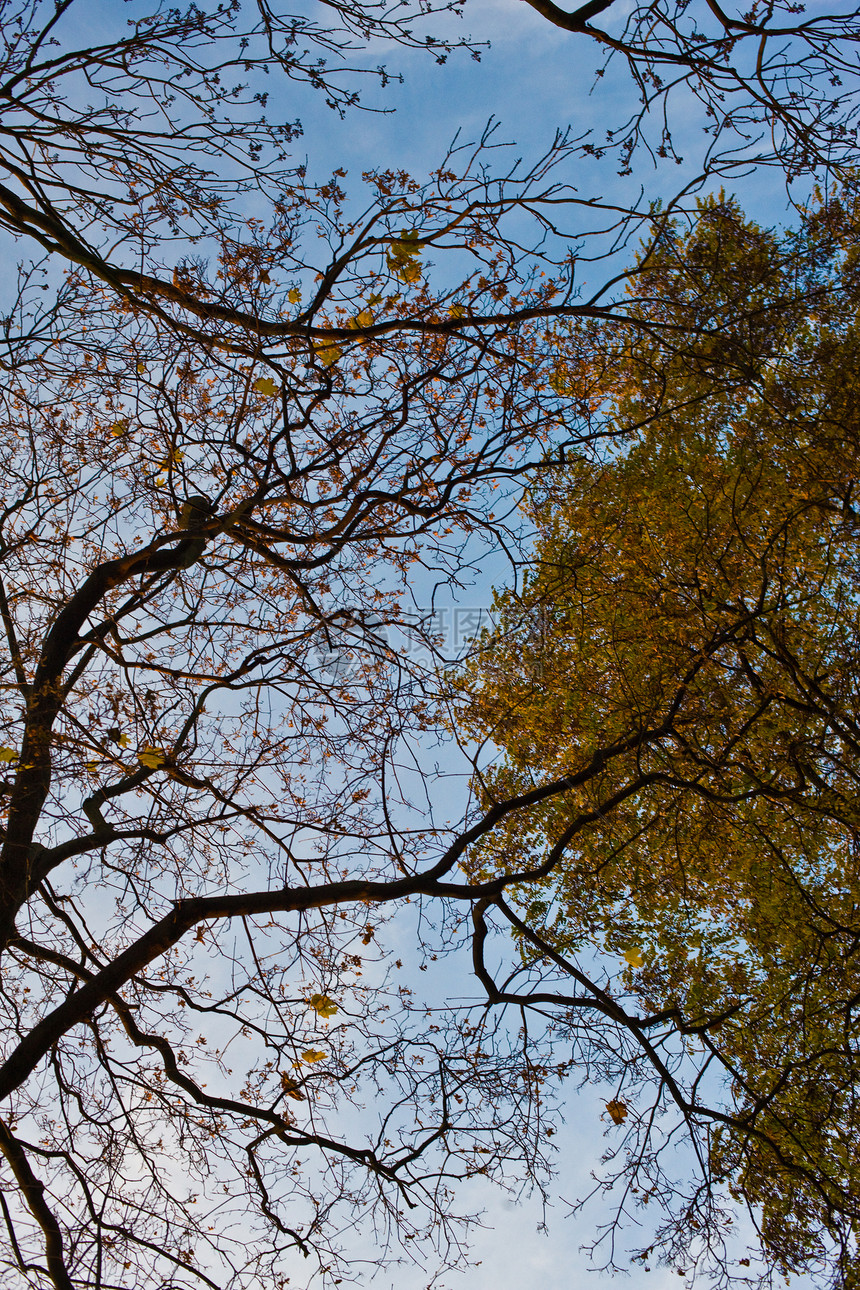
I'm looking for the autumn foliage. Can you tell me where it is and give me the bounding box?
[457,188,860,1286]
[1,2,860,1289]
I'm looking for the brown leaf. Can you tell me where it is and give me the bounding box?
[605,1099,629,1125]
[281,1074,306,1101]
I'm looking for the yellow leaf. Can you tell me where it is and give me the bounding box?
[448,303,467,319]
[287,287,302,304]
[281,1074,306,1100]
[0,747,17,763]
[387,231,422,261]
[396,259,421,285]
[386,233,422,284]
[346,310,373,330]
[109,420,129,438]
[138,746,166,769]
[308,993,338,1018]
[605,1099,629,1125]
[137,361,147,375]
[86,760,99,773]
[299,1048,327,1064]
[622,946,645,968]
[253,376,279,397]
[313,342,342,368]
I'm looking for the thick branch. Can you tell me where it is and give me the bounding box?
[0,1119,74,1290]
[519,0,620,32]
[0,533,210,948]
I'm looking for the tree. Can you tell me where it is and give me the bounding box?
[0,39,725,1281]
[0,0,858,366]
[0,147,640,1285]
[2,2,860,1288]
[454,186,860,1287]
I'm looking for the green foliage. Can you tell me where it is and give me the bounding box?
[456,187,860,1285]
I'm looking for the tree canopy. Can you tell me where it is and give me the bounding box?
[455,184,860,1287]
[2,1,860,1289]
[0,0,858,357]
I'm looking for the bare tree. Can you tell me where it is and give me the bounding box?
[516,0,860,179]
[0,102,694,1283]
[1,0,859,363]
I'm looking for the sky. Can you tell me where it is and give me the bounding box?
[282,0,796,242]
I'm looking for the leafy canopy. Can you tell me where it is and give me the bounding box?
[456,185,860,1287]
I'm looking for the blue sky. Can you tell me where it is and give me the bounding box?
[286,0,796,242]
